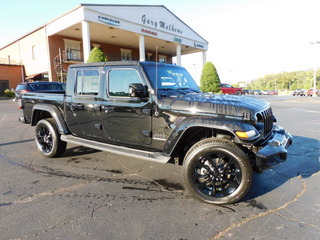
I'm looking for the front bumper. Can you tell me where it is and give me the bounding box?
[256,127,293,171]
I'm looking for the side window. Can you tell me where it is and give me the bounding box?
[108,69,143,97]
[76,70,100,95]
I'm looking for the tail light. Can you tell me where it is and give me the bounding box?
[21,90,29,93]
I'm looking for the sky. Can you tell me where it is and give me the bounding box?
[1,0,320,83]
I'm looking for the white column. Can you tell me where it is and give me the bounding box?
[176,44,181,66]
[202,51,207,66]
[44,26,52,82]
[82,20,91,63]
[139,35,145,61]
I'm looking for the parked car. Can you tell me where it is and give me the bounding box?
[253,90,262,95]
[306,88,320,97]
[262,90,269,95]
[242,89,253,95]
[291,89,306,96]
[15,81,66,101]
[269,90,278,95]
[220,83,243,95]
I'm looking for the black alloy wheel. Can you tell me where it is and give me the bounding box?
[183,138,252,205]
[35,118,66,158]
[37,124,53,153]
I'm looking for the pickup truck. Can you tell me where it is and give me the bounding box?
[19,61,292,205]
[220,83,243,95]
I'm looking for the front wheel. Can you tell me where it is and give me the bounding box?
[35,118,67,158]
[183,138,253,205]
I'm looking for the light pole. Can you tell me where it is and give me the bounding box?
[310,41,319,97]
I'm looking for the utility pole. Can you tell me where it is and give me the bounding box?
[310,41,319,97]
[314,68,317,96]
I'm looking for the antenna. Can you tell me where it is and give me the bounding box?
[155,46,159,117]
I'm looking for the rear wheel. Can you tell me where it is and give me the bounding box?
[183,138,252,205]
[35,118,67,158]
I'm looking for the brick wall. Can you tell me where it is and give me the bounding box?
[0,64,24,92]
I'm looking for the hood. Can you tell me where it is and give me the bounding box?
[158,93,269,118]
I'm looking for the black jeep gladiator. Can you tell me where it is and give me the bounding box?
[19,61,292,205]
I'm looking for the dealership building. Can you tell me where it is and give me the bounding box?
[0,4,208,92]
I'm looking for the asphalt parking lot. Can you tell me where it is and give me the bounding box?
[0,95,319,240]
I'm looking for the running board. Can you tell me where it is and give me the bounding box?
[61,135,170,164]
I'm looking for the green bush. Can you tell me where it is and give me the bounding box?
[4,89,15,98]
[87,47,107,63]
[200,62,221,93]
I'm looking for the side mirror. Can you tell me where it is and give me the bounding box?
[129,83,148,98]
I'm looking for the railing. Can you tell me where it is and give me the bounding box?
[105,54,169,63]
[105,54,139,62]
[62,49,83,62]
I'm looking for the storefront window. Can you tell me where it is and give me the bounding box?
[159,55,167,63]
[120,48,132,61]
[64,39,81,61]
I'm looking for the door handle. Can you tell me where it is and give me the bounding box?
[76,103,84,108]
[93,104,101,111]
[104,107,115,113]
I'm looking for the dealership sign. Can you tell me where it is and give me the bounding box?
[194,42,204,49]
[173,37,182,44]
[98,16,120,26]
[141,29,158,36]
[141,14,183,35]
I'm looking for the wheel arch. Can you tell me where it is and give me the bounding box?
[164,124,238,164]
[31,104,69,134]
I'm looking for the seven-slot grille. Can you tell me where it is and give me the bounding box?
[256,107,274,137]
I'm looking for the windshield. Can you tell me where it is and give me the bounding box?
[141,63,201,93]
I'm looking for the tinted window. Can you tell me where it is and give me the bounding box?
[76,70,100,95]
[29,83,64,91]
[108,69,142,97]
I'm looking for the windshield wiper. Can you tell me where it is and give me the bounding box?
[177,88,200,93]
[157,88,172,91]
[157,88,187,95]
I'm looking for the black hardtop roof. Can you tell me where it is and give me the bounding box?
[69,61,184,69]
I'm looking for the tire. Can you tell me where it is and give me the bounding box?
[235,90,241,95]
[35,118,67,158]
[182,138,253,205]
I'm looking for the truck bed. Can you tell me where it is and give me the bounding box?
[21,92,65,122]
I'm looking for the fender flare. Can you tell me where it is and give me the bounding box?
[163,117,254,156]
[31,103,69,134]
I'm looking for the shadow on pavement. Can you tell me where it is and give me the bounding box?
[0,139,34,147]
[63,146,101,157]
[244,135,320,200]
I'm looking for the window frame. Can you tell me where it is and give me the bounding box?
[106,67,144,99]
[158,54,167,63]
[75,69,100,96]
[120,48,132,61]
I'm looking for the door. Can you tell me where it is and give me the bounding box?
[101,67,152,146]
[65,69,103,139]
[0,80,9,96]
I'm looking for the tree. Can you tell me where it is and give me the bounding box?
[200,62,221,93]
[87,47,107,63]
